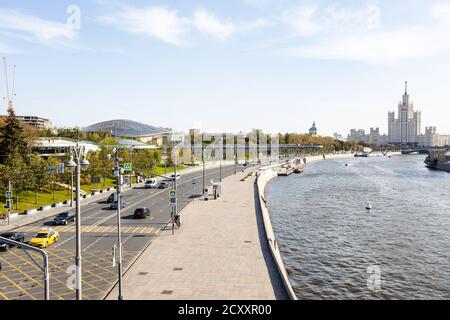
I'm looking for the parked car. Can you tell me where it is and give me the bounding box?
[0,232,25,251]
[145,178,157,189]
[133,207,150,219]
[158,181,169,189]
[28,228,59,248]
[107,193,123,203]
[110,199,126,210]
[53,211,76,225]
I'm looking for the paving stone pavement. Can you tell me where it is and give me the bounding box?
[106,168,288,300]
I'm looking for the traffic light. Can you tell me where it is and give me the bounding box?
[4,199,13,209]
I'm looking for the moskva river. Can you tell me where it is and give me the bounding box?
[266,155,450,299]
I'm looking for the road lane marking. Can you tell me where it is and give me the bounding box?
[0,263,38,300]
[6,250,67,300]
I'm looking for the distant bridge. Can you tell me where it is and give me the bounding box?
[400,146,450,154]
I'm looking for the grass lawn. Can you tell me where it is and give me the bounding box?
[149,165,186,176]
[80,177,116,193]
[0,189,73,216]
[0,177,117,216]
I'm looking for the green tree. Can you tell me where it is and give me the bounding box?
[0,106,31,165]
[29,156,52,204]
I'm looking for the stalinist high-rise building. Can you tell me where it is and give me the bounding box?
[349,81,448,146]
[388,81,422,144]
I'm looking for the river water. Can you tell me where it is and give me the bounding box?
[265,155,450,299]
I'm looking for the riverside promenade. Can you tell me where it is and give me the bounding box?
[106,166,288,300]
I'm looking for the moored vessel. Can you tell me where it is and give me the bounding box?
[424,150,450,172]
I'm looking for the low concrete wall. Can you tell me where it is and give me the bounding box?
[25,208,37,215]
[255,153,354,300]
[256,168,297,299]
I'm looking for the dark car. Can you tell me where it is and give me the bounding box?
[133,207,150,219]
[53,211,76,225]
[0,232,25,251]
[110,199,126,210]
[107,193,123,203]
[158,181,169,189]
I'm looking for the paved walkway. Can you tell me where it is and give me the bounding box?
[106,167,287,300]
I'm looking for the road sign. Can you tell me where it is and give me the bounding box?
[170,203,176,207]
[169,190,176,198]
[5,191,12,198]
[124,163,132,171]
[170,197,177,204]
[192,179,196,185]
[47,166,56,173]
[57,163,65,174]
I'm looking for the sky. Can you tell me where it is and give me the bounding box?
[0,0,450,136]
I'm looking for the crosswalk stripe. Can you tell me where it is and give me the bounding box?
[12,224,159,235]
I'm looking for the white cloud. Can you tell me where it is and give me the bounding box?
[281,27,450,64]
[0,9,76,41]
[192,8,236,41]
[278,3,450,64]
[100,6,189,46]
[101,5,267,45]
[282,6,321,37]
[430,2,450,24]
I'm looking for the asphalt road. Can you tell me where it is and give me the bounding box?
[0,163,250,300]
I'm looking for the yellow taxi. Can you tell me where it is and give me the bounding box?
[28,228,60,248]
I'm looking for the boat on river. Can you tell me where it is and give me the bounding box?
[424,150,450,172]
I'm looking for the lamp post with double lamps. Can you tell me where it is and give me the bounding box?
[65,144,90,300]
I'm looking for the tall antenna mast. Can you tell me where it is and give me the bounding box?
[3,57,11,106]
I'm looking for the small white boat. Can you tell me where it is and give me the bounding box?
[365,202,372,210]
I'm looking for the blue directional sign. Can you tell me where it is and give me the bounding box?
[47,166,56,173]
[170,197,177,204]
[169,190,176,198]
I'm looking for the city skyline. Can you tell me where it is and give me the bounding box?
[0,0,450,136]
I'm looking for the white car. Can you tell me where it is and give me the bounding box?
[144,178,157,189]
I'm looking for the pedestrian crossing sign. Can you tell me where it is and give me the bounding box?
[124,163,132,171]
[5,191,12,198]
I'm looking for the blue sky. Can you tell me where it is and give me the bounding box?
[1,0,450,136]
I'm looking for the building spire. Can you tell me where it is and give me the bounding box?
[405,81,407,94]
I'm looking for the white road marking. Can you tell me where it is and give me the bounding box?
[83,236,105,251]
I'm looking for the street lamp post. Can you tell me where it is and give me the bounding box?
[70,171,74,207]
[112,151,124,300]
[202,144,206,195]
[65,144,90,301]
[129,146,133,187]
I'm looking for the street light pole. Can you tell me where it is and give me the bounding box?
[202,144,206,195]
[129,146,133,188]
[114,153,124,300]
[234,140,237,175]
[65,144,90,301]
[7,180,12,225]
[172,153,177,235]
[70,171,74,207]
[75,154,81,300]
